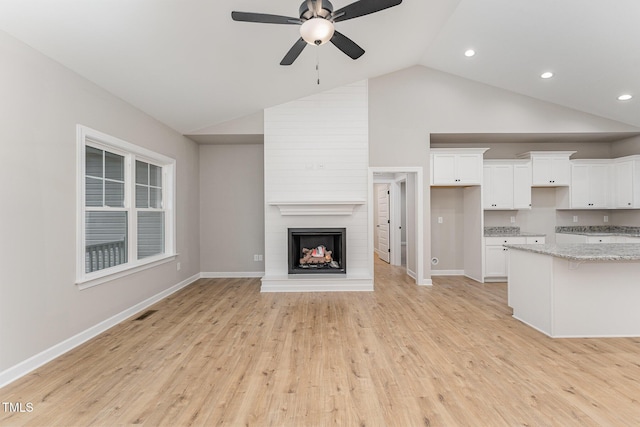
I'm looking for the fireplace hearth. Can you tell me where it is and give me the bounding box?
[288,228,346,274]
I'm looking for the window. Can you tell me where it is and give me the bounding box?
[77,125,175,288]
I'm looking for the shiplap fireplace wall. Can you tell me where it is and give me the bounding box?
[261,81,373,292]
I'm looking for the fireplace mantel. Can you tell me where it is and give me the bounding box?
[268,200,365,216]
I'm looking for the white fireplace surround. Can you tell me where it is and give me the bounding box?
[262,81,371,292]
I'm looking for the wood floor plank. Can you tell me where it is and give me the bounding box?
[2,260,640,426]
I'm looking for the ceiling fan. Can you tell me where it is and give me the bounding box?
[231,0,403,65]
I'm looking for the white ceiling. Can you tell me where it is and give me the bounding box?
[0,0,638,134]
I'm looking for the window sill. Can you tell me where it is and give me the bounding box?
[77,254,178,290]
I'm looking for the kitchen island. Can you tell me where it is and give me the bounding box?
[505,243,640,338]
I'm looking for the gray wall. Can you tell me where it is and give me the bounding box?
[612,135,640,157]
[199,144,265,273]
[430,188,465,271]
[485,188,561,243]
[368,65,640,279]
[0,31,200,373]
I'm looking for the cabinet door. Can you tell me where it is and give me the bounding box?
[491,165,514,208]
[484,165,513,209]
[532,156,570,185]
[570,164,591,208]
[482,166,492,209]
[589,164,610,208]
[485,245,508,277]
[525,236,545,244]
[432,154,457,185]
[586,236,616,243]
[532,157,553,185]
[551,157,571,186]
[513,163,532,209]
[457,154,482,184]
[615,161,634,208]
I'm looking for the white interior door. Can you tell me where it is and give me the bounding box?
[377,185,390,263]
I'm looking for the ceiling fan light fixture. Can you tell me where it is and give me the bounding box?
[300,18,334,45]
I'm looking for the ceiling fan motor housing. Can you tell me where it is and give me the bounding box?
[299,0,334,20]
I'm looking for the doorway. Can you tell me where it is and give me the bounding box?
[368,167,425,285]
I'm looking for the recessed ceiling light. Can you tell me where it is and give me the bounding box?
[464,49,476,57]
[540,72,554,79]
[618,94,633,101]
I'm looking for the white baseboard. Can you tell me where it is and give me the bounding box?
[0,273,200,389]
[418,278,433,286]
[260,275,373,292]
[431,269,465,276]
[200,271,264,279]
[483,277,507,283]
[464,273,484,283]
[405,269,432,286]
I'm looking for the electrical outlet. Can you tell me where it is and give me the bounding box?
[176,262,181,271]
[253,254,259,261]
[438,216,443,224]
[604,215,609,223]
[258,254,263,261]
[510,216,516,224]
[573,215,579,223]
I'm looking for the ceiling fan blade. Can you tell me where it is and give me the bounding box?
[332,0,402,22]
[231,11,302,25]
[330,30,365,60]
[281,38,308,65]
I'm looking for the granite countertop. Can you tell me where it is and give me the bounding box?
[484,226,545,238]
[504,243,640,261]
[556,226,640,237]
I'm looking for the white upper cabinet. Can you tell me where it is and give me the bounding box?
[613,156,640,209]
[430,148,489,186]
[568,161,611,209]
[518,151,575,186]
[513,162,533,209]
[483,160,531,210]
[483,163,513,209]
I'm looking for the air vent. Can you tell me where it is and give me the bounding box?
[134,310,158,321]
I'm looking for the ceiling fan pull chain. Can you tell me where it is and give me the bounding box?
[316,45,320,85]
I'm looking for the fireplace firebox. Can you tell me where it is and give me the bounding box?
[288,228,346,274]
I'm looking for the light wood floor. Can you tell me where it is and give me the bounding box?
[2,259,640,426]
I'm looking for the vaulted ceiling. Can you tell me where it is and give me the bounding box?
[0,0,638,134]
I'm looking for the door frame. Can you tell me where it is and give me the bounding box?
[368,167,425,285]
[391,174,407,267]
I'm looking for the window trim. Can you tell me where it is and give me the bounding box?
[76,125,176,289]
